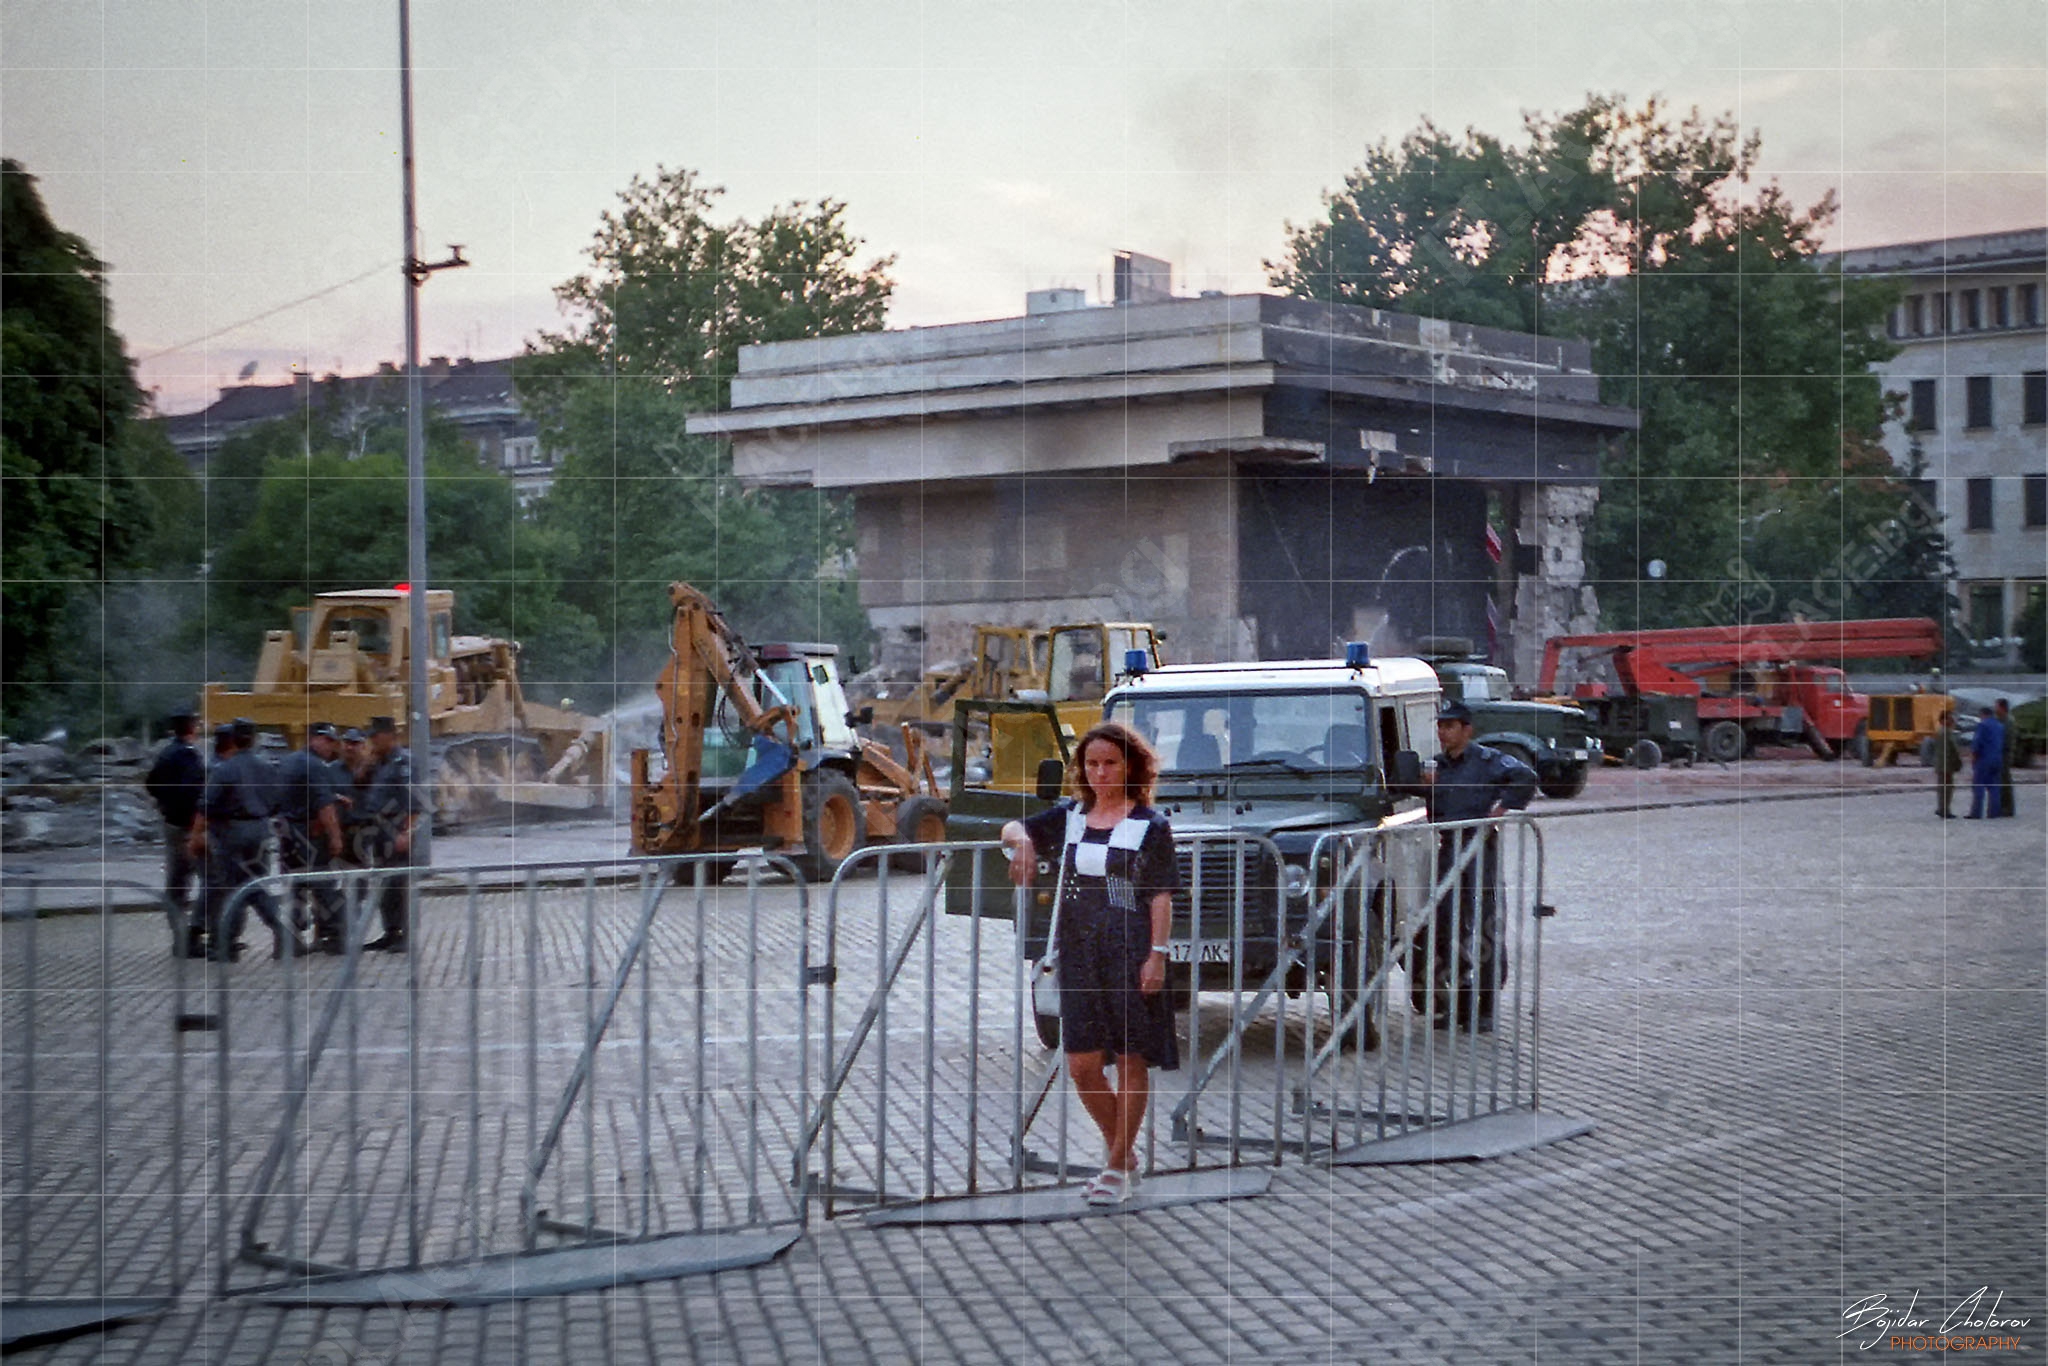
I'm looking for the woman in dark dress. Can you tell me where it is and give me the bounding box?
[999,722,1179,1205]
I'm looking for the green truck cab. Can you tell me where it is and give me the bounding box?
[1421,648,1601,798]
[944,648,1440,1042]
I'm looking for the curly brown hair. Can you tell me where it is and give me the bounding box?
[1067,721,1159,810]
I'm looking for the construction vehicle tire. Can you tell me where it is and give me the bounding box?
[1627,739,1662,769]
[1702,720,1745,764]
[799,770,866,881]
[887,795,950,872]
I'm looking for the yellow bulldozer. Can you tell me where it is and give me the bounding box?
[858,621,1163,740]
[201,588,612,824]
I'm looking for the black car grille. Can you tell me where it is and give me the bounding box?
[1174,841,1283,941]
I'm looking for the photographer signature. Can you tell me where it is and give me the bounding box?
[1840,1287,2031,1349]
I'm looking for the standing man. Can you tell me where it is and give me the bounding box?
[276,722,346,953]
[143,710,206,955]
[1931,720,1962,819]
[333,727,374,865]
[1966,705,2005,820]
[188,718,296,961]
[1993,698,2017,818]
[360,715,424,953]
[1413,700,1536,1032]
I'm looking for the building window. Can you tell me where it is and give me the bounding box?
[1968,584,2005,641]
[2026,473,2047,528]
[2026,371,2047,426]
[1991,286,2011,328]
[1909,379,1938,432]
[1961,290,1982,330]
[1908,295,1927,335]
[2024,283,2043,327]
[1966,376,1994,429]
[1887,304,1905,339]
[1966,477,1994,530]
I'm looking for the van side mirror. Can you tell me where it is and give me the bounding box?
[848,706,874,727]
[1035,757,1066,802]
[1390,749,1423,789]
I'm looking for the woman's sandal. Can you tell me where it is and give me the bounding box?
[1084,1167,1138,1206]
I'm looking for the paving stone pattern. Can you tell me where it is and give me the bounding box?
[4,791,2043,1363]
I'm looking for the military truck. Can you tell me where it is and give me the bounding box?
[1418,639,1600,798]
[945,644,1439,1048]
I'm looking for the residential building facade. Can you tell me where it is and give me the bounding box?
[157,356,559,503]
[1830,229,2048,664]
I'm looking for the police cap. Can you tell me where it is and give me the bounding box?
[230,717,259,745]
[308,721,339,740]
[367,715,398,736]
[340,727,366,743]
[1435,700,1475,725]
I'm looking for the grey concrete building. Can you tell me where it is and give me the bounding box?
[689,290,1637,682]
[1828,229,2048,664]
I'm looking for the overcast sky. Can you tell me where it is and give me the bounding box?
[6,0,2044,414]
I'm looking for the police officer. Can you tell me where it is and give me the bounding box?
[188,718,295,961]
[1412,699,1536,1032]
[276,722,346,953]
[333,727,374,864]
[360,715,424,953]
[143,710,206,954]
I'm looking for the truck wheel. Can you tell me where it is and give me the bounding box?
[887,795,949,871]
[1628,738,1663,770]
[1538,762,1589,799]
[1702,720,1745,764]
[798,770,866,881]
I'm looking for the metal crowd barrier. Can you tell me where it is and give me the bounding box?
[1171,812,1591,1164]
[796,835,1299,1224]
[209,854,808,1305]
[1,877,187,1350]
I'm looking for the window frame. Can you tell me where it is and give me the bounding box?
[1965,375,1994,431]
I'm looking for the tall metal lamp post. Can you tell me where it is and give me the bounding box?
[398,0,466,872]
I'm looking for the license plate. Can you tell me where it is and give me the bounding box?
[1166,941,1234,963]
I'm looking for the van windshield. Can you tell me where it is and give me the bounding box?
[1107,690,1373,772]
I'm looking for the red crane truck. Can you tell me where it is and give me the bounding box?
[1537,618,1944,764]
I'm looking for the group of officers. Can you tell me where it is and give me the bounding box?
[143,712,423,962]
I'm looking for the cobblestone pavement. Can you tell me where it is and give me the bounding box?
[4,790,2043,1364]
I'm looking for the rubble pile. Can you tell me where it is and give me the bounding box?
[1,738,161,851]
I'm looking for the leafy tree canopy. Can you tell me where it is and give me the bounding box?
[516,167,891,685]
[2,158,197,734]
[1271,97,1931,633]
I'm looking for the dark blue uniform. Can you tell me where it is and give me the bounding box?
[1968,716,2005,819]
[276,746,343,946]
[198,749,288,959]
[1416,742,1536,1029]
[362,747,424,946]
[144,735,205,937]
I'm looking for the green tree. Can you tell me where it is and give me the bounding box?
[517,167,892,686]
[202,413,531,676]
[1,159,162,733]
[1271,97,1909,630]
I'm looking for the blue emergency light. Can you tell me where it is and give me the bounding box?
[1344,641,1371,669]
[1123,648,1150,677]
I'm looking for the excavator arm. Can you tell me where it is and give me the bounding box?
[632,582,801,855]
